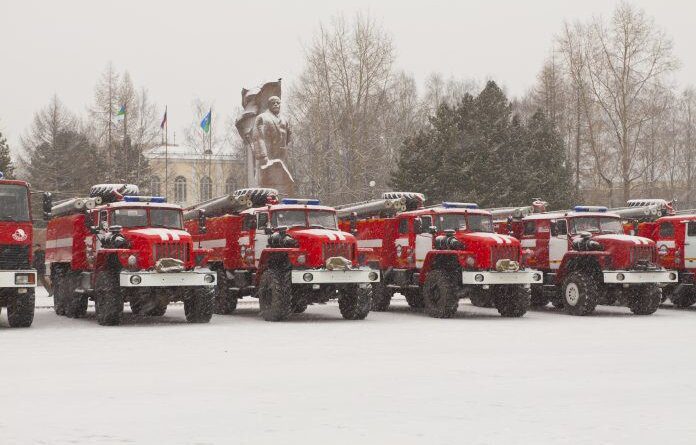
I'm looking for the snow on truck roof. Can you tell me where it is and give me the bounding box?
[101,201,183,210]
[242,204,337,214]
[523,211,621,221]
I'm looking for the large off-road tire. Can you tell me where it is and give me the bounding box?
[213,270,238,315]
[65,294,88,318]
[338,285,372,320]
[94,271,124,326]
[7,289,35,328]
[370,280,393,311]
[494,285,530,317]
[561,271,599,316]
[184,287,214,323]
[670,287,696,308]
[404,288,425,309]
[291,286,309,313]
[423,270,459,318]
[52,269,68,316]
[628,284,662,315]
[530,285,549,308]
[469,287,493,308]
[258,267,293,322]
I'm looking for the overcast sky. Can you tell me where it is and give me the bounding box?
[1,0,693,155]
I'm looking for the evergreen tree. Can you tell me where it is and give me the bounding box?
[0,131,14,178]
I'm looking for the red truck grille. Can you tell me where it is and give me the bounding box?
[323,242,353,262]
[630,245,655,266]
[153,243,189,263]
[490,245,519,266]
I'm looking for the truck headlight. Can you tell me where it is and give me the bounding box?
[616,273,625,282]
[533,273,542,282]
[368,271,378,281]
[297,254,306,265]
[15,273,35,285]
[669,272,677,281]
[475,274,484,282]
[303,273,314,282]
[204,274,215,283]
[466,256,476,267]
[130,275,142,285]
[128,255,137,267]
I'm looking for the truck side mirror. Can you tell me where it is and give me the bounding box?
[198,209,207,235]
[264,226,274,235]
[42,192,52,220]
[429,225,438,235]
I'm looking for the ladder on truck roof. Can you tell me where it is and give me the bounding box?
[335,192,425,219]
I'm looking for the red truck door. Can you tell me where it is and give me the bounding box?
[549,219,569,270]
[253,211,270,267]
[414,215,433,268]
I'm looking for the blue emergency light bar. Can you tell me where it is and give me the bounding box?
[281,198,321,205]
[573,205,607,213]
[442,202,479,209]
[123,196,167,203]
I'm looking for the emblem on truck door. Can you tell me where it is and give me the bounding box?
[12,228,28,242]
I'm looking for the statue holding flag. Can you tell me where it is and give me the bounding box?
[235,79,295,195]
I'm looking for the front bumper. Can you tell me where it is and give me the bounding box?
[291,268,380,284]
[603,270,678,284]
[0,270,37,288]
[119,269,217,287]
[462,270,543,285]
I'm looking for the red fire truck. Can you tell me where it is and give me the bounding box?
[183,188,379,322]
[618,199,696,308]
[497,204,678,315]
[336,193,542,318]
[0,173,36,327]
[45,184,216,326]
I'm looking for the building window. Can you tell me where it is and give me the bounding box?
[200,176,212,201]
[225,176,236,195]
[174,176,187,203]
[150,176,161,196]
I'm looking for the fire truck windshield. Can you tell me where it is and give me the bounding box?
[272,209,338,230]
[0,184,30,222]
[151,209,183,229]
[436,213,494,233]
[112,208,148,227]
[569,216,623,234]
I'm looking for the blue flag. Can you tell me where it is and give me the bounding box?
[200,109,211,133]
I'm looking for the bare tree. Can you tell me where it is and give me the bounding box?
[89,62,120,172]
[290,13,419,204]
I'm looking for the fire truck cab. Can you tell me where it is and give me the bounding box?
[339,195,541,318]
[186,190,379,321]
[0,174,36,327]
[620,200,696,307]
[512,206,677,315]
[45,185,216,326]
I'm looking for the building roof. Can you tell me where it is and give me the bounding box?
[144,144,243,162]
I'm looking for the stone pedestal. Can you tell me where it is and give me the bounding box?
[260,159,295,196]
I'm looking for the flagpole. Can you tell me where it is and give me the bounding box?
[208,107,212,195]
[165,106,169,201]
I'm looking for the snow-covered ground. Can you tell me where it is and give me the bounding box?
[1,288,696,444]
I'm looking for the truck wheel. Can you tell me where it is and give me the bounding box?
[213,270,238,315]
[94,272,124,326]
[258,267,292,321]
[494,285,530,317]
[469,287,493,308]
[65,294,88,318]
[371,281,393,311]
[628,284,661,315]
[671,287,696,308]
[423,270,459,318]
[338,285,372,320]
[7,289,35,328]
[184,287,214,323]
[52,270,67,316]
[561,272,598,316]
[530,285,549,308]
[404,289,425,309]
[291,286,309,313]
